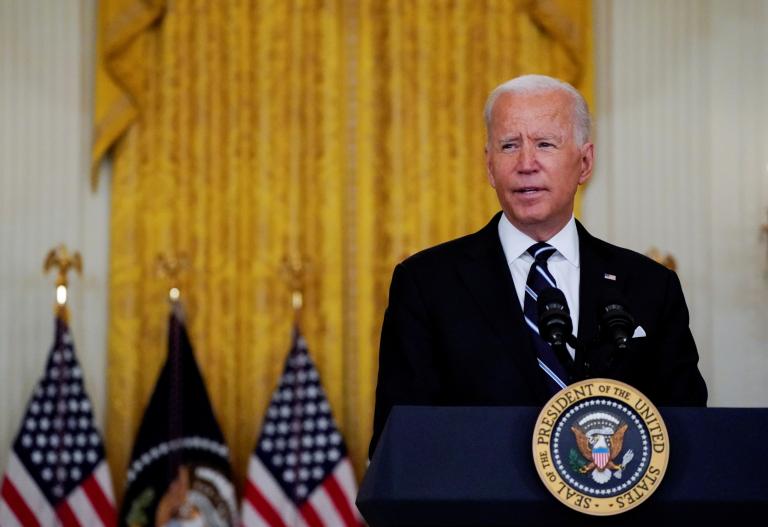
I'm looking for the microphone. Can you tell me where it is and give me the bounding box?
[600,294,636,350]
[537,287,588,380]
[536,287,573,348]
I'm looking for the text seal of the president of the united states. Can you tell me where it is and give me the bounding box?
[532,378,669,515]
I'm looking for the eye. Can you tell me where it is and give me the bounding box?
[538,141,555,149]
[501,142,518,152]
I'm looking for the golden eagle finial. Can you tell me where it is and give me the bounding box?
[281,253,310,325]
[155,253,189,304]
[43,245,82,321]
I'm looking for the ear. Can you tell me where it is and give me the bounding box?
[485,145,497,188]
[578,142,594,185]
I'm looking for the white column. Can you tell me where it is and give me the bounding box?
[0,0,107,473]
[587,0,768,405]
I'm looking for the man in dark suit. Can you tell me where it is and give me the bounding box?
[369,75,707,457]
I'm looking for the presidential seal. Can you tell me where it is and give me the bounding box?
[532,379,669,515]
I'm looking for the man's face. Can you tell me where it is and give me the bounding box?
[485,89,594,241]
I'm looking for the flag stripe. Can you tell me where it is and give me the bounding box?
[0,499,24,527]
[0,478,40,527]
[333,460,359,509]
[2,454,56,526]
[307,485,344,527]
[241,501,263,527]
[67,486,99,527]
[93,461,115,504]
[82,470,116,526]
[322,475,359,526]
[56,500,81,527]
[244,457,301,527]
[299,501,323,527]
[245,479,288,527]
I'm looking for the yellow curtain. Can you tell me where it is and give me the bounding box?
[94,0,593,500]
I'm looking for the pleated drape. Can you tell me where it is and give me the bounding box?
[93,0,593,499]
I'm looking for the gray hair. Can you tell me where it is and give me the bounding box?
[483,74,591,146]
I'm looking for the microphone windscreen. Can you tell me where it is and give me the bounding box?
[600,288,627,311]
[537,287,570,315]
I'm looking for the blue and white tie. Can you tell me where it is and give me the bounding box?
[523,242,569,394]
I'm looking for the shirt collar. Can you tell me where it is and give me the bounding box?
[497,213,580,268]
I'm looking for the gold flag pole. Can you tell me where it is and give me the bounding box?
[155,253,189,307]
[282,254,308,327]
[43,244,82,323]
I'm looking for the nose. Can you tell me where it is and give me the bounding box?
[516,143,538,174]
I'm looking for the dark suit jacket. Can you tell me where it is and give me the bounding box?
[370,212,707,457]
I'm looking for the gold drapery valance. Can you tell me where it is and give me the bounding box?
[94,0,593,500]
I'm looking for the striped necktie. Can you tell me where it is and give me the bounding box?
[523,242,569,394]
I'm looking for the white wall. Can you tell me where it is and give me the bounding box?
[587,0,768,405]
[0,0,107,475]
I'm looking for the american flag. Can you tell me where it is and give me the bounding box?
[0,317,116,526]
[241,327,362,527]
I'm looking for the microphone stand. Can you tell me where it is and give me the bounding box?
[549,334,588,383]
[566,335,589,381]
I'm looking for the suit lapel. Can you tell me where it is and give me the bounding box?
[577,223,601,346]
[455,213,548,400]
[577,221,625,346]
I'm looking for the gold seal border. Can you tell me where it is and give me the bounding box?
[532,378,669,516]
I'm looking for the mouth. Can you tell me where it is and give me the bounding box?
[514,186,547,195]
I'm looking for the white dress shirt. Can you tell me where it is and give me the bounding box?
[497,214,580,358]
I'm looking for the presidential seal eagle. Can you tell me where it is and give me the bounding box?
[571,420,635,484]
